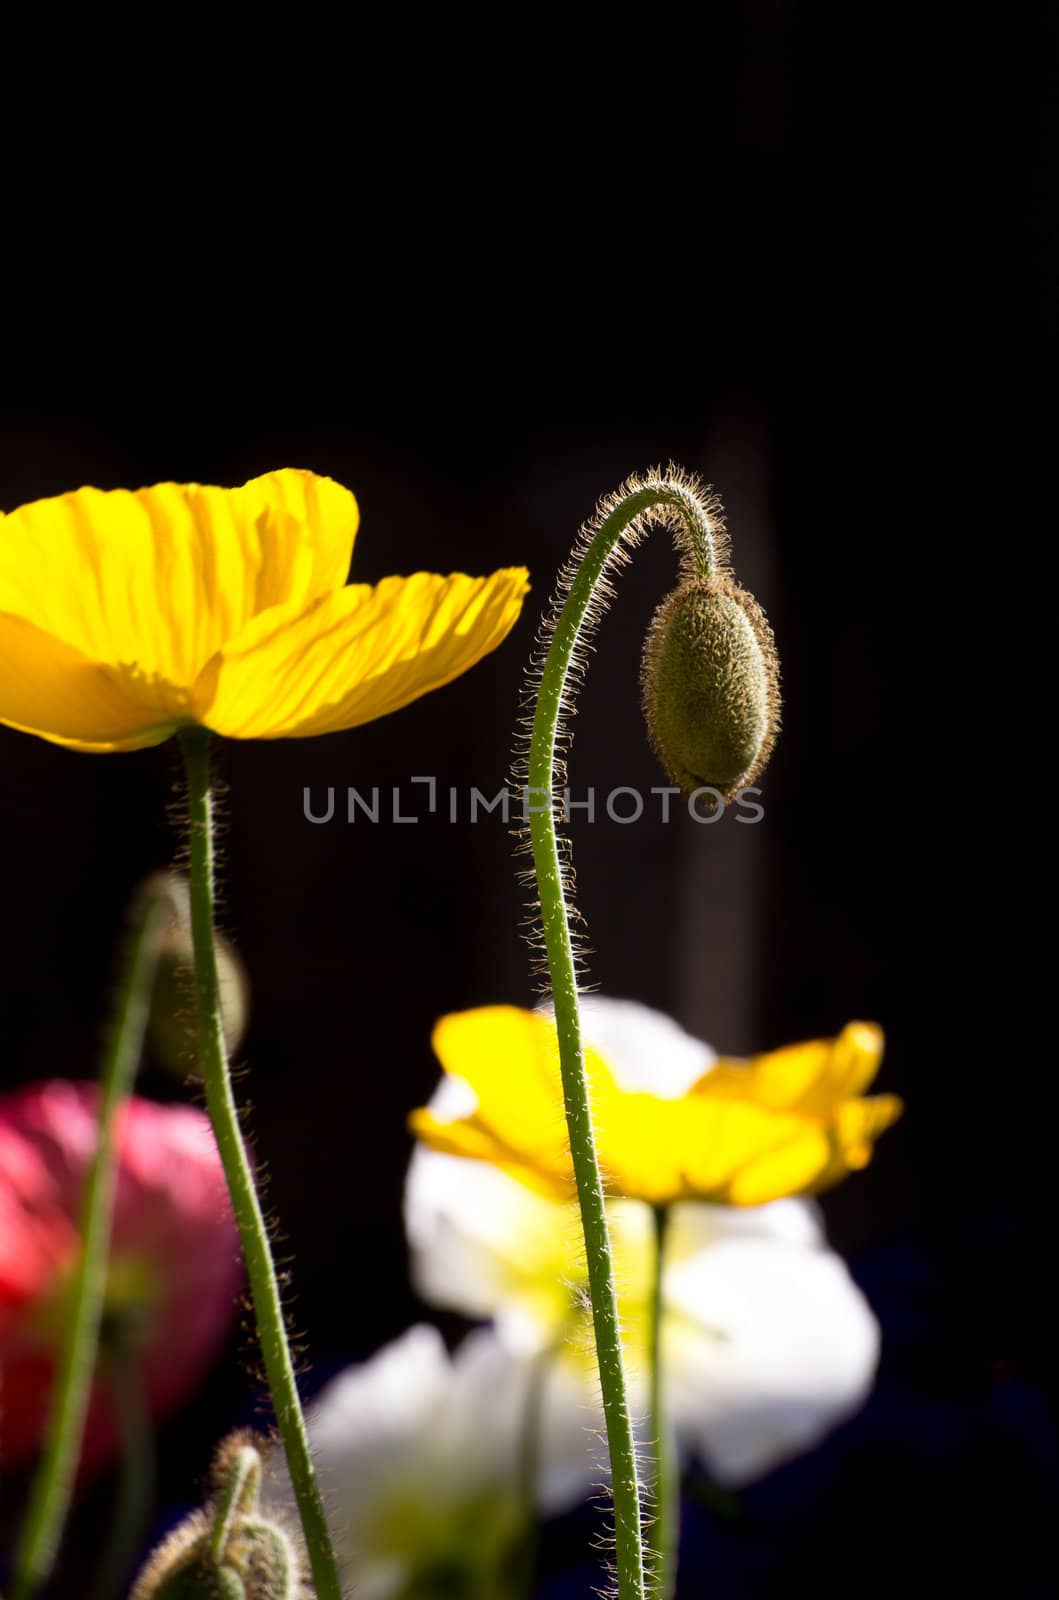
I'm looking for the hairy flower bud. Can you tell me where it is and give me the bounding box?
[641,576,780,803]
[131,1434,308,1600]
[146,1554,247,1599]
[143,871,249,1076]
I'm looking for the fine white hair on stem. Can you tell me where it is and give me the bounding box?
[511,466,727,991]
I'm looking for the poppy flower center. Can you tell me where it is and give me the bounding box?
[30,1252,162,1358]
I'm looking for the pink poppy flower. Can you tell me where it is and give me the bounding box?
[0,1081,241,1470]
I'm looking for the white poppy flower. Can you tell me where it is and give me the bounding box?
[264,1325,598,1600]
[406,997,881,1487]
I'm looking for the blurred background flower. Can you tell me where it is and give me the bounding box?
[0,1082,240,1471]
[264,1324,593,1600]
[407,998,881,1489]
[411,999,901,1206]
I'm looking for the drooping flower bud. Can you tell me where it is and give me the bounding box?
[130,1433,308,1600]
[141,1548,247,1599]
[641,575,780,803]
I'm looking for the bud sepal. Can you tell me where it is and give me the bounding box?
[129,1433,310,1600]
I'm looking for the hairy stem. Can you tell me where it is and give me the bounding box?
[526,475,717,1600]
[179,728,342,1600]
[10,881,172,1600]
[646,1206,677,1600]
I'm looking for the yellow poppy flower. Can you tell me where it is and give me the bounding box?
[410,1000,902,1207]
[0,469,529,752]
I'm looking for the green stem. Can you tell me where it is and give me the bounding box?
[178,727,343,1600]
[512,1343,551,1600]
[87,1357,155,1600]
[646,1206,677,1600]
[10,882,172,1600]
[526,477,717,1600]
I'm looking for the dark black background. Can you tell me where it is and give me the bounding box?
[1,4,1053,1595]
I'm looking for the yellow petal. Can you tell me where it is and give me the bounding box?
[810,1093,905,1192]
[816,1021,887,1104]
[411,1005,900,1210]
[427,1007,571,1176]
[195,568,530,739]
[702,1022,885,1115]
[0,612,176,751]
[0,470,357,691]
[407,1108,571,1199]
[722,1123,836,1206]
[591,1090,691,1201]
[594,1092,816,1205]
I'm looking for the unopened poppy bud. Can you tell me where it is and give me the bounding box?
[131,1434,307,1600]
[145,1555,246,1599]
[143,872,249,1075]
[641,576,780,803]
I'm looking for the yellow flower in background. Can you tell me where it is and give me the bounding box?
[0,469,529,752]
[410,1000,902,1207]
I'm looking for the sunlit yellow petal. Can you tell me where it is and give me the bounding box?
[407,1109,571,1200]
[408,1108,517,1169]
[0,472,533,751]
[811,1093,905,1188]
[699,1022,885,1116]
[229,468,358,599]
[196,569,530,739]
[834,1091,903,1152]
[723,1125,835,1206]
[412,1005,900,1209]
[593,1094,815,1205]
[0,612,177,751]
[0,470,357,690]
[811,1021,886,1106]
[429,1007,570,1171]
[699,1044,834,1110]
[592,1092,689,1201]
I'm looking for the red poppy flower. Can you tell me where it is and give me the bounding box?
[0,1081,241,1470]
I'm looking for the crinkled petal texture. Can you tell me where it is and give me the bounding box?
[410,1000,902,1207]
[262,1326,593,1600]
[405,1145,881,1487]
[0,469,529,750]
[197,568,531,739]
[0,470,357,749]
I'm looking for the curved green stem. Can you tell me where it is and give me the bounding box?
[10,882,173,1600]
[179,728,343,1600]
[646,1206,677,1600]
[526,476,717,1600]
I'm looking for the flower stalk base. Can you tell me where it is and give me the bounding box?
[179,728,341,1600]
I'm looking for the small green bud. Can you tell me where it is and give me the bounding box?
[642,576,780,803]
[229,1521,302,1599]
[130,1435,308,1600]
[128,1513,229,1600]
[145,1557,246,1599]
